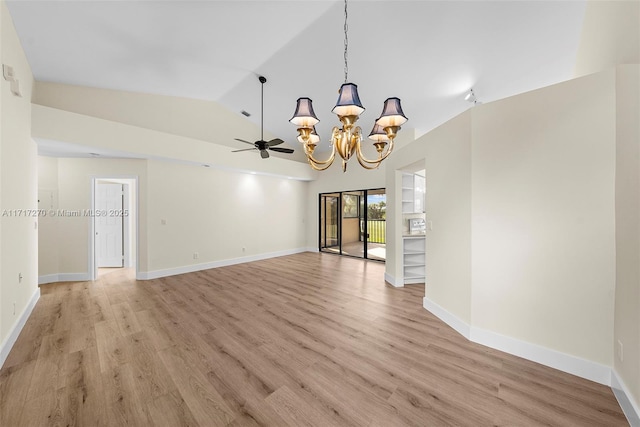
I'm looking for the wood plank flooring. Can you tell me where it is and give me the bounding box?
[0,252,628,426]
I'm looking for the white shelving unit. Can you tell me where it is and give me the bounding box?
[403,235,425,284]
[401,173,415,214]
[401,173,425,214]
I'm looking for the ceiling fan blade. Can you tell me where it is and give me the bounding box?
[266,138,284,147]
[232,148,257,153]
[269,147,294,154]
[234,138,256,146]
[260,149,269,159]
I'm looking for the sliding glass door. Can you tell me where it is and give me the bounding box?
[319,188,386,261]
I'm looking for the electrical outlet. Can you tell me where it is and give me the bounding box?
[13,302,16,316]
[160,219,167,225]
[242,247,246,252]
[18,273,22,283]
[617,340,624,362]
[193,252,199,260]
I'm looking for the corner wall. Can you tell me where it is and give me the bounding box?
[385,68,620,387]
[0,0,38,366]
[471,69,616,369]
[614,64,640,421]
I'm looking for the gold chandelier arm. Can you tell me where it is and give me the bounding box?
[308,157,335,171]
[356,154,383,170]
[355,138,395,166]
[304,143,336,166]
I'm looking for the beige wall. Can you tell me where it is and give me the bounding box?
[52,158,148,275]
[471,70,616,365]
[37,156,59,276]
[575,0,640,77]
[37,157,308,279]
[145,159,307,272]
[32,82,271,157]
[385,112,472,319]
[341,218,361,245]
[614,64,640,408]
[0,0,38,349]
[385,69,619,371]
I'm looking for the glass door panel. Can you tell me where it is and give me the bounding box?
[320,194,340,254]
[341,191,365,258]
[366,189,386,261]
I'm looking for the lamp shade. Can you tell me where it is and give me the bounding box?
[332,83,365,117]
[290,97,320,127]
[375,97,408,127]
[368,124,390,142]
[298,126,320,144]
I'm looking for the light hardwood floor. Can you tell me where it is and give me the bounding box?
[0,252,628,426]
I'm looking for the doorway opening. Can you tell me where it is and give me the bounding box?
[90,177,138,281]
[319,188,386,261]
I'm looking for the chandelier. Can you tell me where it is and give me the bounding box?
[289,0,408,172]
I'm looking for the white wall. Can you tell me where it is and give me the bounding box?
[0,0,38,363]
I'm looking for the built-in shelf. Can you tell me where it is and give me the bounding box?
[403,236,425,284]
[401,173,425,214]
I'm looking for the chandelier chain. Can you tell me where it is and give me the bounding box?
[343,0,348,83]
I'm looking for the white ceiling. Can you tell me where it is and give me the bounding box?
[7,0,587,161]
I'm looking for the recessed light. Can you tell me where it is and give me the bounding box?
[241,110,251,117]
[202,164,210,168]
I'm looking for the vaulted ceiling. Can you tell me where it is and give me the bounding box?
[7,0,587,161]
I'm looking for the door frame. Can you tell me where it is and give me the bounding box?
[89,175,140,281]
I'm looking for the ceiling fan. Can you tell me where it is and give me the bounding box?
[232,76,294,159]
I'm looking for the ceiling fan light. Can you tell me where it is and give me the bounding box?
[332,83,365,117]
[368,124,390,142]
[375,97,408,128]
[290,97,320,127]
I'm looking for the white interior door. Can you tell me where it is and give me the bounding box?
[96,183,124,268]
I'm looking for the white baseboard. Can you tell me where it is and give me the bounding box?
[0,288,40,368]
[422,297,470,338]
[138,247,310,280]
[612,370,640,426]
[384,272,403,287]
[471,327,611,386]
[422,296,612,387]
[306,247,319,253]
[38,273,91,285]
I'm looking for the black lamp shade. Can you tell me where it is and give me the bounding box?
[375,97,408,127]
[332,83,365,117]
[368,124,390,142]
[290,97,320,127]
